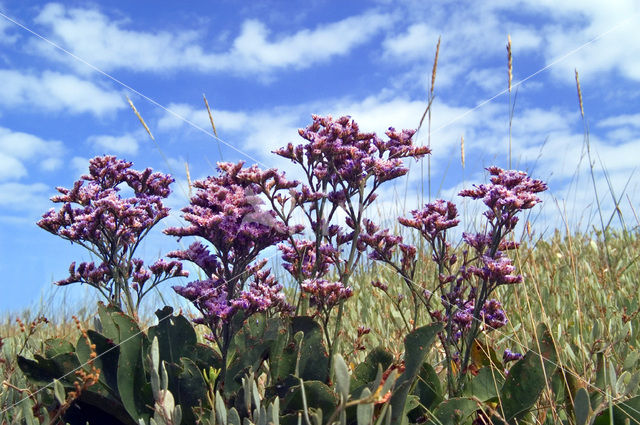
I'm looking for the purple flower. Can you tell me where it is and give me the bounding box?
[398,200,459,242]
[459,167,547,232]
[301,278,353,310]
[480,298,508,329]
[468,255,523,287]
[274,115,429,204]
[37,156,177,314]
[167,162,294,335]
[503,349,523,363]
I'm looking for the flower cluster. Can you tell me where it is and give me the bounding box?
[362,167,546,395]
[301,278,354,311]
[173,260,292,334]
[166,162,296,343]
[278,239,336,280]
[459,166,547,233]
[398,200,459,243]
[274,115,429,199]
[37,155,179,314]
[165,162,292,259]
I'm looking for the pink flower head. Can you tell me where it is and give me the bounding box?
[398,200,459,242]
[301,278,353,310]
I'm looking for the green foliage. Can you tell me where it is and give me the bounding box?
[7,231,640,424]
[498,323,558,423]
[16,305,208,425]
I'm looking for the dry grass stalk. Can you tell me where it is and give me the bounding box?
[185,161,193,198]
[416,36,441,134]
[126,97,155,141]
[575,69,584,118]
[431,36,441,97]
[507,35,512,93]
[460,135,465,168]
[203,94,218,137]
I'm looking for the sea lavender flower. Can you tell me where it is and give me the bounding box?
[37,156,182,315]
[166,162,295,348]
[459,167,547,232]
[503,349,524,363]
[301,278,353,311]
[398,200,459,243]
[468,255,523,287]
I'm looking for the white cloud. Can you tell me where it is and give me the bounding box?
[382,23,440,62]
[0,153,26,180]
[0,127,65,180]
[598,113,640,128]
[34,3,391,75]
[0,16,18,45]
[88,133,139,155]
[514,0,640,82]
[71,156,90,176]
[0,182,49,211]
[0,69,124,116]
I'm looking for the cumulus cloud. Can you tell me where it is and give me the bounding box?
[33,3,391,75]
[515,0,640,82]
[0,182,50,211]
[88,133,139,155]
[0,69,124,116]
[0,127,64,181]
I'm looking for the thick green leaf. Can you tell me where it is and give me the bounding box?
[76,329,120,398]
[351,347,394,395]
[464,367,504,402]
[44,338,75,357]
[97,302,122,343]
[165,358,208,425]
[427,397,477,425]
[282,380,339,418]
[357,388,374,425]
[390,322,443,425]
[17,352,80,386]
[290,316,329,382]
[574,387,591,425]
[500,323,558,424]
[333,354,350,402]
[593,395,640,425]
[226,314,288,396]
[148,306,198,365]
[113,312,152,422]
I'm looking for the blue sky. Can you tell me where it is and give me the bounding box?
[1,1,639,313]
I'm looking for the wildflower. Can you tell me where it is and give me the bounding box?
[398,200,459,242]
[503,349,523,363]
[167,162,295,336]
[459,167,547,232]
[301,278,353,310]
[37,155,180,315]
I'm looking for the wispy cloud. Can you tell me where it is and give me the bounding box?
[0,181,49,211]
[88,133,140,156]
[0,126,64,180]
[0,69,124,116]
[33,3,391,76]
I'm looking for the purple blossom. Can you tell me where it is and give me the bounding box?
[398,200,459,242]
[37,155,178,314]
[359,221,403,262]
[301,278,353,310]
[468,255,523,286]
[166,162,294,337]
[274,115,429,207]
[503,349,524,363]
[480,298,508,329]
[278,239,335,280]
[459,167,547,232]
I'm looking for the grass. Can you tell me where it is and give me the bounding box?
[4,227,640,423]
